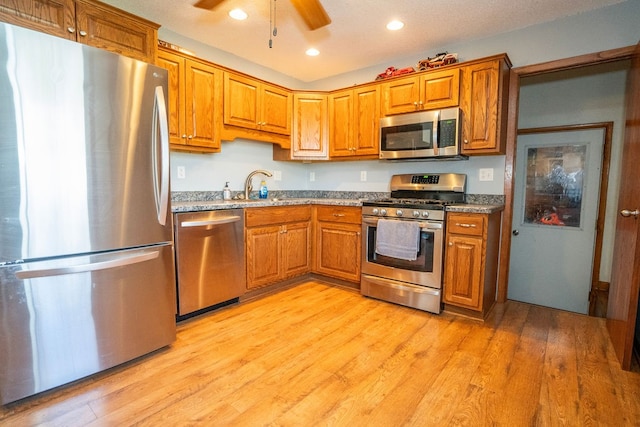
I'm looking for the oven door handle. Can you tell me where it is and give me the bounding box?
[362,217,443,230]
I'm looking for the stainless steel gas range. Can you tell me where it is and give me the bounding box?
[361,173,467,314]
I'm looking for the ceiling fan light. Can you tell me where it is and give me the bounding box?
[386,20,404,31]
[229,8,248,20]
[306,48,320,56]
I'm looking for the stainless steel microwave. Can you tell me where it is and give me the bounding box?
[379,107,466,160]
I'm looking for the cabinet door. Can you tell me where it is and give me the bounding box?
[292,93,329,159]
[185,59,221,150]
[224,72,259,129]
[261,83,291,135]
[156,50,186,146]
[352,86,380,156]
[381,76,419,115]
[420,68,460,110]
[315,221,361,282]
[460,60,500,153]
[75,0,157,62]
[328,89,353,157]
[282,221,311,278]
[0,0,75,40]
[246,225,281,289]
[443,234,483,310]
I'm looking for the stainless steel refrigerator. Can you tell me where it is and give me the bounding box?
[0,23,176,405]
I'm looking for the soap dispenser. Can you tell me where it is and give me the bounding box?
[223,182,231,200]
[259,180,268,199]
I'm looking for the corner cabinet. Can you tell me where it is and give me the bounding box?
[313,206,362,283]
[329,86,380,158]
[156,48,222,153]
[381,68,460,116]
[459,55,511,155]
[0,0,159,63]
[245,206,311,290]
[443,211,501,318]
[289,92,329,159]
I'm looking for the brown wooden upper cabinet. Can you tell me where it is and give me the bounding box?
[290,92,329,159]
[223,72,292,136]
[329,86,380,158]
[459,56,511,155]
[156,48,222,153]
[0,0,159,63]
[381,68,460,116]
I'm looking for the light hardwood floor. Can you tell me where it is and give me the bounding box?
[2,280,640,426]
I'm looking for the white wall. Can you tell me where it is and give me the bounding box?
[307,0,640,90]
[518,61,630,283]
[166,1,639,196]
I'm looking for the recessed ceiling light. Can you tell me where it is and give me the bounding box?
[306,48,320,57]
[386,20,404,31]
[229,8,248,20]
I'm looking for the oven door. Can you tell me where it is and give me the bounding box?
[361,216,444,289]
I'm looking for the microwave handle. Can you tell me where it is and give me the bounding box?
[433,110,440,154]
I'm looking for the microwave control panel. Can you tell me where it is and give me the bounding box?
[439,119,457,148]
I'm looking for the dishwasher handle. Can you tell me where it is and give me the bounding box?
[180,215,242,228]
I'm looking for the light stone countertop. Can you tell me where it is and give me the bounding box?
[171,198,503,214]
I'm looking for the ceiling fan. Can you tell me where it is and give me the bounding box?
[193,0,331,31]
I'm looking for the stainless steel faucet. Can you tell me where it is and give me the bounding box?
[244,169,273,199]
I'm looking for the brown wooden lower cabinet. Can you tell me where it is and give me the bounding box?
[443,211,501,318]
[314,206,361,283]
[245,206,311,290]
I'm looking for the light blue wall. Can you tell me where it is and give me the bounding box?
[166,0,640,195]
[518,61,630,283]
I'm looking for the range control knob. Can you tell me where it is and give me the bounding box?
[413,210,421,218]
[380,209,388,216]
[396,209,403,217]
[372,208,379,215]
[422,211,430,218]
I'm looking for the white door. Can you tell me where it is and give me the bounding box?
[508,127,605,314]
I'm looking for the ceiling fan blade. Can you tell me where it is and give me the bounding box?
[193,0,226,9]
[290,0,331,30]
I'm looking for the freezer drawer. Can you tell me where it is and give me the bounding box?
[0,245,176,404]
[174,209,246,316]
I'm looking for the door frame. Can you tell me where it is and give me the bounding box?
[515,123,613,313]
[497,45,636,305]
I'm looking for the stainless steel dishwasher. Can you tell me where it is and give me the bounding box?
[174,209,246,318]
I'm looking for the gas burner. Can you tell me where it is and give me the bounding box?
[363,173,467,214]
[362,198,450,210]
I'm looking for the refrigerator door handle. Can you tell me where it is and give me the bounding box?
[153,85,170,226]
[15,250,160,280]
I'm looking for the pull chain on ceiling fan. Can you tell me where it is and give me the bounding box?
[269,0,277,48]
[193,0,331,31]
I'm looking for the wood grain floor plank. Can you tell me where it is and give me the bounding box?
[1,281,639,426]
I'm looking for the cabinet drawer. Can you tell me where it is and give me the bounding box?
[245,206,311,227]
[315,206,361,224]
[447,213,485,236]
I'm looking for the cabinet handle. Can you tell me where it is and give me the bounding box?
[448,241,453,246]
[67,27,75,33]
[333,213,345,217]
[464,139,469,144]
[455,223,476,228]
[78,30,87,37]
[187,135,193,139]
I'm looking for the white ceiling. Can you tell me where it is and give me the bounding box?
[102,0,625,83]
